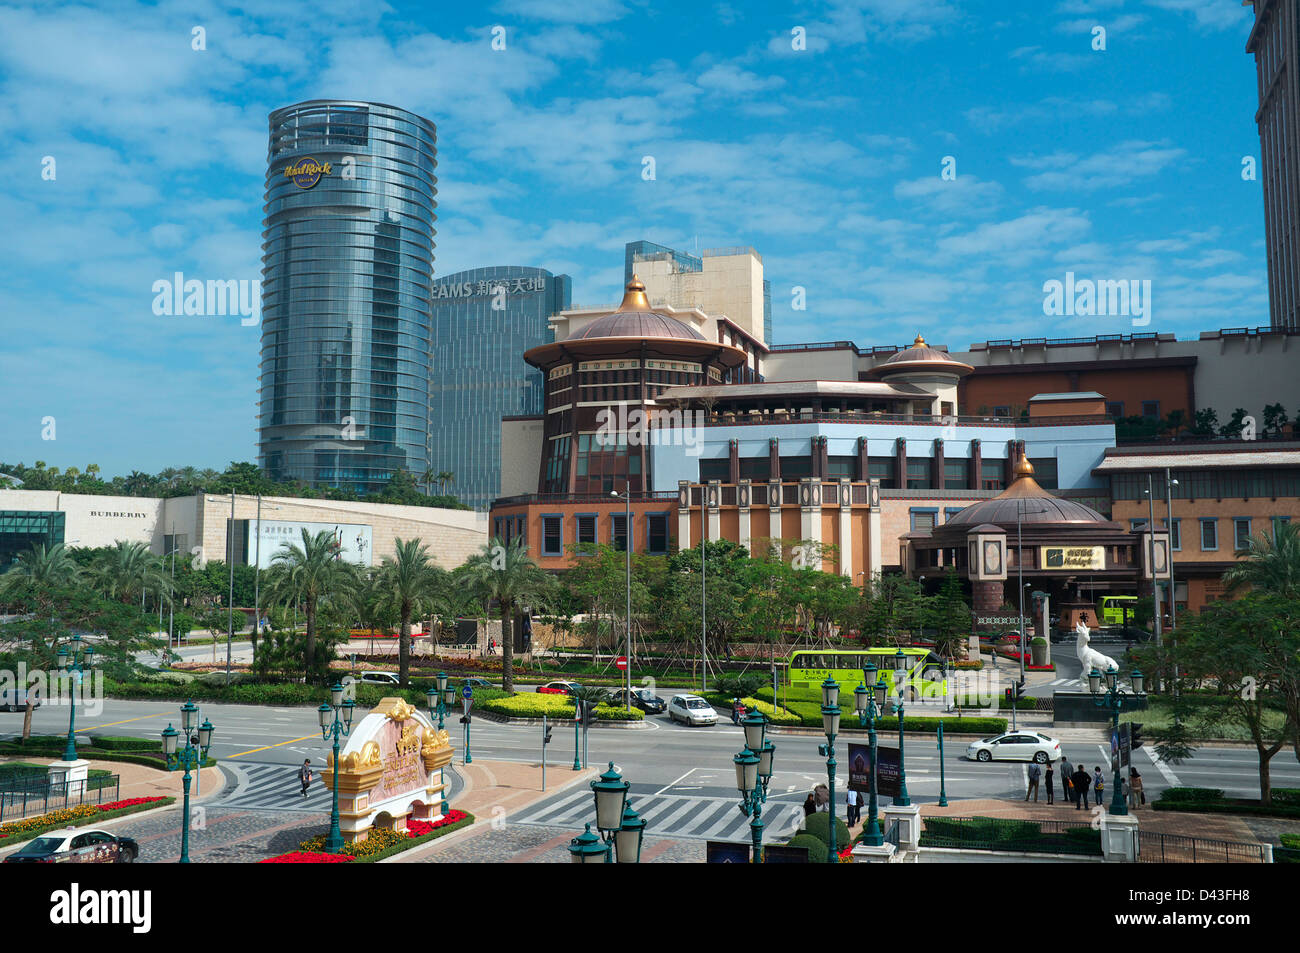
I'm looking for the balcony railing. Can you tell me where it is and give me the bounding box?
[651,412,1112,429]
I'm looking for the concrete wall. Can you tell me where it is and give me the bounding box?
[499,417,545,498]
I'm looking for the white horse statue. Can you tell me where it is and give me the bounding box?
[1074,621,1118,690]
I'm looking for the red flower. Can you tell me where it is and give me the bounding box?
[99,797,166,812]
[258,851,354,863]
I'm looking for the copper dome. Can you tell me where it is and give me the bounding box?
[868,334,974,378]
[943,453,1114,529]
[569,276,707,342]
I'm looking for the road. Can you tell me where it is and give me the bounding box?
[6,696,1298,846]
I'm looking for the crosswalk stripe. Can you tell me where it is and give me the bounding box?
[518,787,594,825]
[685,801,734,836]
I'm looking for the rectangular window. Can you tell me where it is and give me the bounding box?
[827,455,856,479]
[993,405,1011,417]
[1165,518,1181,551]
[577,514,597,549]
[910,508,937,532]
[542,515,563,556]
[1106,401,1124,419]
[906,460,931,490]
[1141,401,1160,420]
[1234,518,1252,551]
[1028,458,1058,490]
[699,459,728,482]
[779,456,813,480]
[514,517,528,553]
[611,514,628,551]
[981,459,1004,491]
[943,507,962,523]
[1130,518,1148,531]
[739,457,771,481]
[1274,516,1292,541]
[943,460,967,488]
[868,456,895,488]
[647,513,670,555]
[1200,518,1218,552]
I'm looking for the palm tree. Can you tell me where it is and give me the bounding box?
[462,537,552,692]
[1,542,81,592]
[436,471,454,496]
[1223,521,1300,598]
[88,541,171,608]
[262,529,358,678]
[378,538,445,685]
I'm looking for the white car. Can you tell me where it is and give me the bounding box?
[357,671,400,685]
[668,695,718,726]
[966,731,1062,764]
[0,688,40,711]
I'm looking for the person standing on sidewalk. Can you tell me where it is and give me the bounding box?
[1025,761,1041,802]
[846,787,861,826]
[1093,766,1105,807]
[1044,760,1055,805]
[298,759,313,797]
[1129,768,1145,810]
[1061,757,1073,804]
[1071,765,1091,809]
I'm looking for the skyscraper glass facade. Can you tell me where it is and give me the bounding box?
[429,267,571,509]
[258,100,438,495]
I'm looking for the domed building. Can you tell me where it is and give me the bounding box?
[521,276,750,495]
[903,447,1169,631]
[864,333,974,418]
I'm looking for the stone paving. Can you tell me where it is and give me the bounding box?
[410,824,707,863]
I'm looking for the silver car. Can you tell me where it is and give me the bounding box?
[668,694,718,726]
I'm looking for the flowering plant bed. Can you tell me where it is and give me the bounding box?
[0,796,173,843]
[258,810,473,863]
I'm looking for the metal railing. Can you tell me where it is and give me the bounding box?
[0,773,121,823]
[919,815,1102,856]
[1137,830,1269,863]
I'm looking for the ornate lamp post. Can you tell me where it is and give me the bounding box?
[428,672,451,730]
[56,636,94,763]
[1089,665,1145,816]
[818,676,841,863]
[160,700,214,864]
[852,664,889,846]
[318,681,356,853]
[891,648,912,807]
[580,762,646,863]
[734,708,774,862]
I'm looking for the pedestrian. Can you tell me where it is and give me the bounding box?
[1070,765,1091,810]
[802,792,817,817]
[846,788,861,826]
[1025,761,1041,802]
[298,759,313,797]
[1060,757,1073,804]
[1044,760,1055,805]
[488,637,496,655]
[731,697,744,726]
[1093,766,1105,807]
[1129,768,1145,810]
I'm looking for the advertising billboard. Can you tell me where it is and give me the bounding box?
[248,519,373,568]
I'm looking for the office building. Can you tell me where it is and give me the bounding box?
[429,266,571,510]
[258,100,438,495]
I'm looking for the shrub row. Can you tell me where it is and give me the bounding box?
[476,693,643,722]
[0,796,175,844]
[919,816,1101,856]
[702,693,801,725]
[1153,786,1300,818]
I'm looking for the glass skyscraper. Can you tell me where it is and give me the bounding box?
[258,100,438,494]
[429,267,571,509]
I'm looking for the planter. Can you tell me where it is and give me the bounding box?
[1030,640,1047,667]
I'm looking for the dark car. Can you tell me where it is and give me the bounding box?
[5,828,139,863]
[462,677,495,690]
[611,688,667,714]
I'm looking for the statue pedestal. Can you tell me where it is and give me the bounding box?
[1100,812,1139,863]
[882,803,922,852]
[47,760,90,797]
[850,841,899,863]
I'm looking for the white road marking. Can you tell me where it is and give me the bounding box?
[1145,746,1182,787]
[653,767,698,797]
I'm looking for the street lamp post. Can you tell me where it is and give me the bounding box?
[427,675,452,815]
[1089,665,1144,815]
[852,664,888,846]
[818,676,841,863]
[612,484,632,711]
[461,685,474,764]
[160,700,214,863]
[318,681,356,853]
[734,708,774,862]
[1145,474,1163,649]
[937,721,949,807]
[891,649,912,807]
[575,761,646,863]
[56,636,94,763]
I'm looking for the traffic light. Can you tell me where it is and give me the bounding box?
[1013,679,1026,704]
[544,724,553,745]
[582,700,597,727]
[1004,687,1013,707]
[1130,723,1144,751]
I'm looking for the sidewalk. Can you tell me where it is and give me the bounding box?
[384,759,598,862]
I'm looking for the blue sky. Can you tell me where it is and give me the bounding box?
[0,0,1265,477]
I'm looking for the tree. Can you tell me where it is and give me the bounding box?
[1190,408,1219,438]
[1263,403,1290,439]
[377,538,445,686]
[87,541,171,608]
[1219,408,1249,439]
[1222,520,1300,596]
[1,542,81,592]
[859,574,924,645]
[928,569,971,658]
[1161,409,1186,440]
[261,529,359,681]
[462,538,553,692]
[1164,594,1298,803]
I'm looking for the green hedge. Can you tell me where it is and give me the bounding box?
[104,677,434,709]
[0,743,215,771]
[89,736,163,751]
[784,833,831,863]
[1153,787,1300,819]
[800,812,851,849]
[919,816,1101,856]
[1159,787,1225,804]
[476,693,642,722]
[702,693,801,725]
